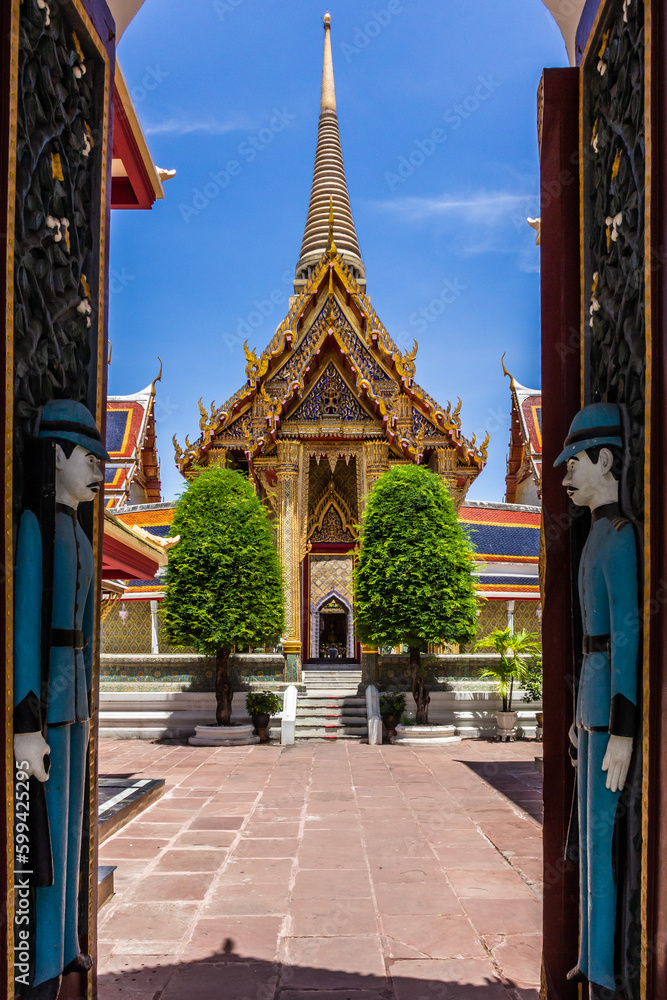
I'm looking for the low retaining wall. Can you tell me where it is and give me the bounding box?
[100,653,286,691]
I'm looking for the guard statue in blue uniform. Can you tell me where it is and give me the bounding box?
[13,400,109,1000]
[555,403,639,1000]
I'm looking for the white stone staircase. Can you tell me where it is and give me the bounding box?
[295,668,368,741]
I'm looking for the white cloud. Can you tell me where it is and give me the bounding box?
[372,191,538,223]
[144,116,254,137]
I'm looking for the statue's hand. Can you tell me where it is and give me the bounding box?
[14,732,50,783]
[602,734,633,792]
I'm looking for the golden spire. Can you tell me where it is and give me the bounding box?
[295,13,364,288]
[321,12,336,113]
[326,196,337,258]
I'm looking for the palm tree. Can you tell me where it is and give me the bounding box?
[475,627,541,712]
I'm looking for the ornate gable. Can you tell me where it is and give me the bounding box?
[289,362,374,424]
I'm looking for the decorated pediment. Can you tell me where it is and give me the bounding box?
[289,362,374,425]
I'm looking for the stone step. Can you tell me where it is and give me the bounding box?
[297,708,367,720]
[295,726,369,739]
[298,697,366,707]
[296,715,368,727]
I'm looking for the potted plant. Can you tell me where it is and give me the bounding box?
[379,691,406,741]
[475,627,541,740]
[522,652,543,740]
[246,690,283,742]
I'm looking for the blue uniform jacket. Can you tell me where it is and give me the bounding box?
[14,506,94,729]
[576,505,639,734]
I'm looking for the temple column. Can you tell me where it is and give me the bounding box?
[276,440,302,681]
[434,446,468,512]
[364,441,390,496]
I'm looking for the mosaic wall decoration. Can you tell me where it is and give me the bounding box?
[309,553,353,606]
[100,655,285,692]
[309,553,354,658]
[102,601,153,655]
[307,455,359,522]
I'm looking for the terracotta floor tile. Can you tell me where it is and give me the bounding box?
[172,830,236,849]
[368,858,447,884]
[123,873,213,902]
[391,958,510,999]
[189,815,245,830]
[288,898,378,936]
[242,821,301,838]
[280,936,386,987]
[202,883,289,916]
[100,837,170,860]
[152,849,226,872]
[279,992,388,1000]
[292,869,372,899]
[99,901,198,941]
[232,836,300,858]
[185,915,282,961]
[217,858,293,883]
[447,869,538,899]
[433,846,509,870]
[375,883,464,916]
[160,960,279,1000]
[491,932,542,988]
[296,847,367,870]
[380,913,487,960]
[463,898,543,935]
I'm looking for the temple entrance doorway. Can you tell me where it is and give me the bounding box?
[319,598,348,659]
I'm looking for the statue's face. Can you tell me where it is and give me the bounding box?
[55,444,103,506]
[562,448,610,507]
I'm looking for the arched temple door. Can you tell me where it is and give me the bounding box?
[318,595,348,658]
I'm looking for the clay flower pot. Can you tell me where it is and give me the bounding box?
[252,712,271,742]
[382,714,400,741]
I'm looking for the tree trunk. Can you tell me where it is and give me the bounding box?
[409,646,430,724]
[215,649,234,726]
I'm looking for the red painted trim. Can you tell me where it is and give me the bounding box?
[111,83,157,210]
[308,542,356,553]
[539,67,580,1000]
[101,534,161,580]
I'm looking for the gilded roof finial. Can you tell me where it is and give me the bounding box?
[501,352,515,389]
[150,356,163,395]
[326,196,337,258]
[321,12,336,114]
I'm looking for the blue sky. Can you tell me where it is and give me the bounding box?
[109,0,568,503]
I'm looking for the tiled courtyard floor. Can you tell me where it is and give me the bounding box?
[97,739,543,1000]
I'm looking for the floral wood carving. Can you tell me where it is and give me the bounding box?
[585,0,645,515]
[14,0,103,505]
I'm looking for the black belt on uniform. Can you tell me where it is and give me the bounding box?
[51,628,86,650]
[582,633,611,655]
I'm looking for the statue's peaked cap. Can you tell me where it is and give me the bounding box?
[553,402,622,467]
[39,399,111,462]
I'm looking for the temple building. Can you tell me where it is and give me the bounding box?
[173,15,488,675]
[105,366,163,508]
[502,357,542,505]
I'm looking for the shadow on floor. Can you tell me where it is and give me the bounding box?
[96,943,539,1000]
[457,759,543,825]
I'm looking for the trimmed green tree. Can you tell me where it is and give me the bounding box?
[354,464,478,723]
[162,467,285,726]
